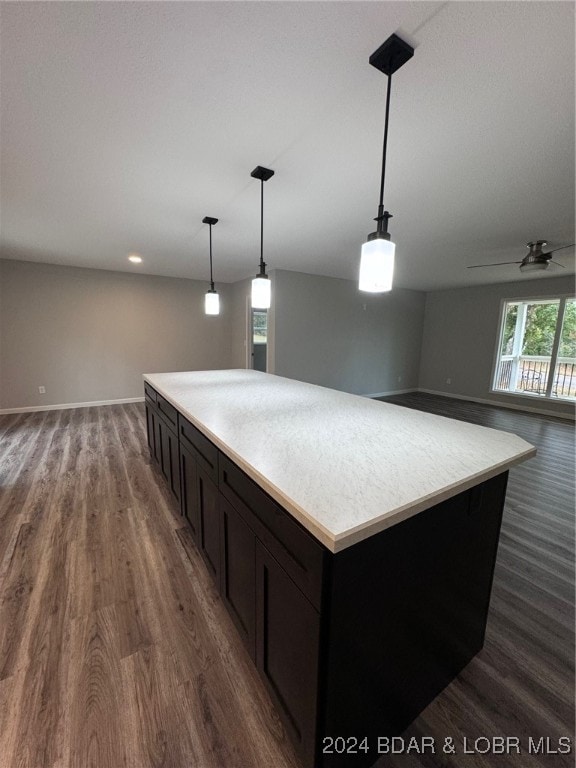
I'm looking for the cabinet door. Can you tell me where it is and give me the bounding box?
[256,542,320,767]
[145,402,155,457]
[153,410,162,467]
[147,405,162,466]
[158,418,181,501]
[158,418,170,483]
[197,467,220,583]
[167,426,181,502]
[180,444,199,532]
[220,497,256,659]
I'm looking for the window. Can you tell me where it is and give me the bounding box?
[493,296,576,401]
[252,309,267,345]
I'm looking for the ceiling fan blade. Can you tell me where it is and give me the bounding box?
[467,261,522,269]
[550,260,566,268]
[545,243,575,255]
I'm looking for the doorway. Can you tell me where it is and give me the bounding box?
[251,308,267,372]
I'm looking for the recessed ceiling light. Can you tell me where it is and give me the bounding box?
[128,254,142,264]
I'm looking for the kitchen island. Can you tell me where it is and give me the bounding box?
[143,370,535,768]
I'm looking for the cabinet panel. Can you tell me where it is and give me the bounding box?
[180,445,199,533]
[178,415,218,483]
[256,542,320,767]
[145,402,156,459]
[320,474,509,768]
[144,382,158,404]
[198,468,221,583]
[158,417,180,502]
[220,454,324,609]
[158,418,170,482]
[220,497,256,659]
[153,409,163,468]
[157,393,178,431]
[168,426,181,502]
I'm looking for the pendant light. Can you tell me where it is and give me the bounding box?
[203,216,220,315]
[359,34,414,293]
[250,165,275,309]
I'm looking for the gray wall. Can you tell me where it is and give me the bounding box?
[228,277,251,369]
[0,259,233,409]
[271,269,426,395]
[419,275,575,417]
[2,258,572,417]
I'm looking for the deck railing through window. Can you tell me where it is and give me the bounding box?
[495,356,576,399]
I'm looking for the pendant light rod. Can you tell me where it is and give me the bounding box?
[378,73,392,215]
[250,165,274,310]
[209,223,214,288]
[250,166,274,277]
[359,34,414,294]
[260,177,265,272]
[202,216,218,290]
[368,34,414,238]
[369,35,414,237]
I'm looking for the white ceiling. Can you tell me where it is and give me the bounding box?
[1,1,574,291]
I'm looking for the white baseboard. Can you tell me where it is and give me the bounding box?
[0,396,145,415]
[417,388,575,421]
[364,387,418,398]
[2,388,572,422]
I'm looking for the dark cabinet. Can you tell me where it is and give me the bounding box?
[145,393,180,502]
[157,416,180,502]
[219,488,323,765]
[168,427,181,502]
[179,414,218,483]
[256,541,320,767]
[220,496,256,659]
[219,454,324,609]
[180,444,199,534]
[197,467,220,583]
[175,400,322,762]
[145,402,158,462]
[178,412,221,584]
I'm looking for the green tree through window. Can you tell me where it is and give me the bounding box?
[494,296,576,400]
[559,300,576,358]
[522,304,559,356]
[501,304,518,355]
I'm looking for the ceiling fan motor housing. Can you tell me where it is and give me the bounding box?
[527,240,547,254]
[520,241,550,272]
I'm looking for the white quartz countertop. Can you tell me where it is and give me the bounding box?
[143,370,536,553]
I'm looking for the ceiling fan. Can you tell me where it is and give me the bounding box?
[467,240,575,273]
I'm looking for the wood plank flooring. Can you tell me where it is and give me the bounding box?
[0,394,573,768]
[377,393,574,768]
[0,404,300,768]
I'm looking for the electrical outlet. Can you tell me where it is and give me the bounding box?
[446,378,451,385]
[38,386,46,394]
[397,376,402,383]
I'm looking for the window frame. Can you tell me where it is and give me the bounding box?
[490,292,576,402]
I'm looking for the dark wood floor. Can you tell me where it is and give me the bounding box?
[377,393,574,768]
[0,393,573,768]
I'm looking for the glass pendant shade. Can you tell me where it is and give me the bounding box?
[359,237,395,292]
[205,289,220,315]
[251,275,271,309]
